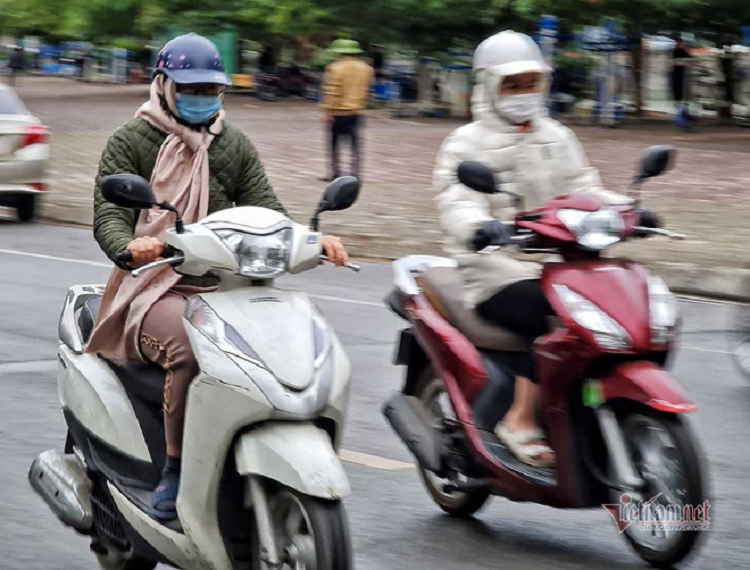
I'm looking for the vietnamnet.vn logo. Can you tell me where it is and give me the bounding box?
[602,493,711,533]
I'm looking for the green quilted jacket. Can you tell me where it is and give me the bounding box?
[93,117,286,268]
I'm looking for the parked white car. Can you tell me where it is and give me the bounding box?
[0,84,48,221]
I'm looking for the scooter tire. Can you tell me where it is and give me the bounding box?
[259,488,353,570]
[415,368,491,518]
[615,408,707,568]
[94,550,156,570]
[16,195,36,222]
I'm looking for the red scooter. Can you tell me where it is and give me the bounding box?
[384,146,708,568]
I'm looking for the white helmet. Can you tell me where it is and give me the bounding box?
[472,31,551,124]
[473,30,551,77]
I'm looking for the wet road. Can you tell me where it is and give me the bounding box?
[0,220,748,569]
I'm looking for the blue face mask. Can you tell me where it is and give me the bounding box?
[175,93,222,125]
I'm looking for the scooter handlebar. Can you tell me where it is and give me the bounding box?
[115,244,178,266]
[319,255,361,272]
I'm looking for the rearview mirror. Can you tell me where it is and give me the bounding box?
[457,161,498,194]
[310,176,361,231]
[101,174,156,210]
[319,176,361,213]
[638,145,676,180]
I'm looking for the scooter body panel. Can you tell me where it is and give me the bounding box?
[235,422,350,499]
[172,287,350,570]
[543,259,652,352]
[110,484,201,569]
[58,344,150,462]
[598,360,696,413]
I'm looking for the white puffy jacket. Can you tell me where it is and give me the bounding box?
[434,87,631,308]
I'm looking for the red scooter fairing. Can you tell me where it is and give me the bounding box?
[543,259,653,352]
[599,360,697,413]
[409,296,487,406]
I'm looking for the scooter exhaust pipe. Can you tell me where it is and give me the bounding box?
[28,450,93,533]
[382,393,443,474]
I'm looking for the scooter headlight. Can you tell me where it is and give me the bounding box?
[648,275,678,345]
[553,284,632,350]
[185,297,266,367]
[557,208,624,251]
[213,227,292,279]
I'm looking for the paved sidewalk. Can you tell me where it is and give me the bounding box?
[4,82,748,298]
[10,75,150,101]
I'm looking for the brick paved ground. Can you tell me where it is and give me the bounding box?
[8,77,750,273]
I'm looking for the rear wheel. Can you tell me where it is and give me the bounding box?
[615,409,707,568]
[265,488,352,570]
[16,195,36,222]
[414,367,490,518]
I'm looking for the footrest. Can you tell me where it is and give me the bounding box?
[478,430,556,487]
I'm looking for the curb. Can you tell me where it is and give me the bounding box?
[36,204,749,303]
[649,262,749,302]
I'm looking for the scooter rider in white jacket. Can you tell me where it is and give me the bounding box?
[434,31,632,468]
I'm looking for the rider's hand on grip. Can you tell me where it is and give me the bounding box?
[124,236,164,267]
[472,220,512,251]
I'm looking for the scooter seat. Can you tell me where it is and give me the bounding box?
[420,267,529,352]
[78,296,102,345]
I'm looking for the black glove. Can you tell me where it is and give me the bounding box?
[471,220,513,251]
[637,208,662,229]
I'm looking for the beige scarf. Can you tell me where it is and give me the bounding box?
[86,75,224,364]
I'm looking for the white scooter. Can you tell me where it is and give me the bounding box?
[29,173,361,570]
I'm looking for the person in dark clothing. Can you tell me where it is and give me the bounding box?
[671,38,692,104]
[8,47,24,86]
[259,46,276,74]
[371,44,385,82]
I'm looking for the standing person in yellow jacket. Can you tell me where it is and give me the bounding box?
[320,39,374,181]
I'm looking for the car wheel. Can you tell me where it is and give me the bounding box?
[16,195,36,222]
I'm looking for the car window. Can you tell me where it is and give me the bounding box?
[0,90,26,115]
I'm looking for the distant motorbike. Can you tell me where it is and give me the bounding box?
[30,174,361,569]
[384,146,708,568]
[256,65,318,102]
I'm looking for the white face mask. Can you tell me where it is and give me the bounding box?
[495,92,546,124]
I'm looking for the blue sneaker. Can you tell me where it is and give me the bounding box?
[150,478,179,521]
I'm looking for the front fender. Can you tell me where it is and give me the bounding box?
[235,422,350,499]
[599,361,697,413]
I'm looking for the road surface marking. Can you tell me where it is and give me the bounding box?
[678,344,732,356]
[305,293,383,308]
[339,449,414,471]
[0,248,385,308]
[0,248,741,334]
[0,359,59,374]
[0,248,110,268]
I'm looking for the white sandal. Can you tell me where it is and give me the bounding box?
[495,425,556,468]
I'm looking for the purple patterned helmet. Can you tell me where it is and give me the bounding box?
[154,33,231,86]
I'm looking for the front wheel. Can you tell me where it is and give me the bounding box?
[615,409,708,568]
[266,489,352,570]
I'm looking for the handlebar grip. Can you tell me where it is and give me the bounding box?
[116,244,176,265]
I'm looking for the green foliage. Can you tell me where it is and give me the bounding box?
[0,0,746,49]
